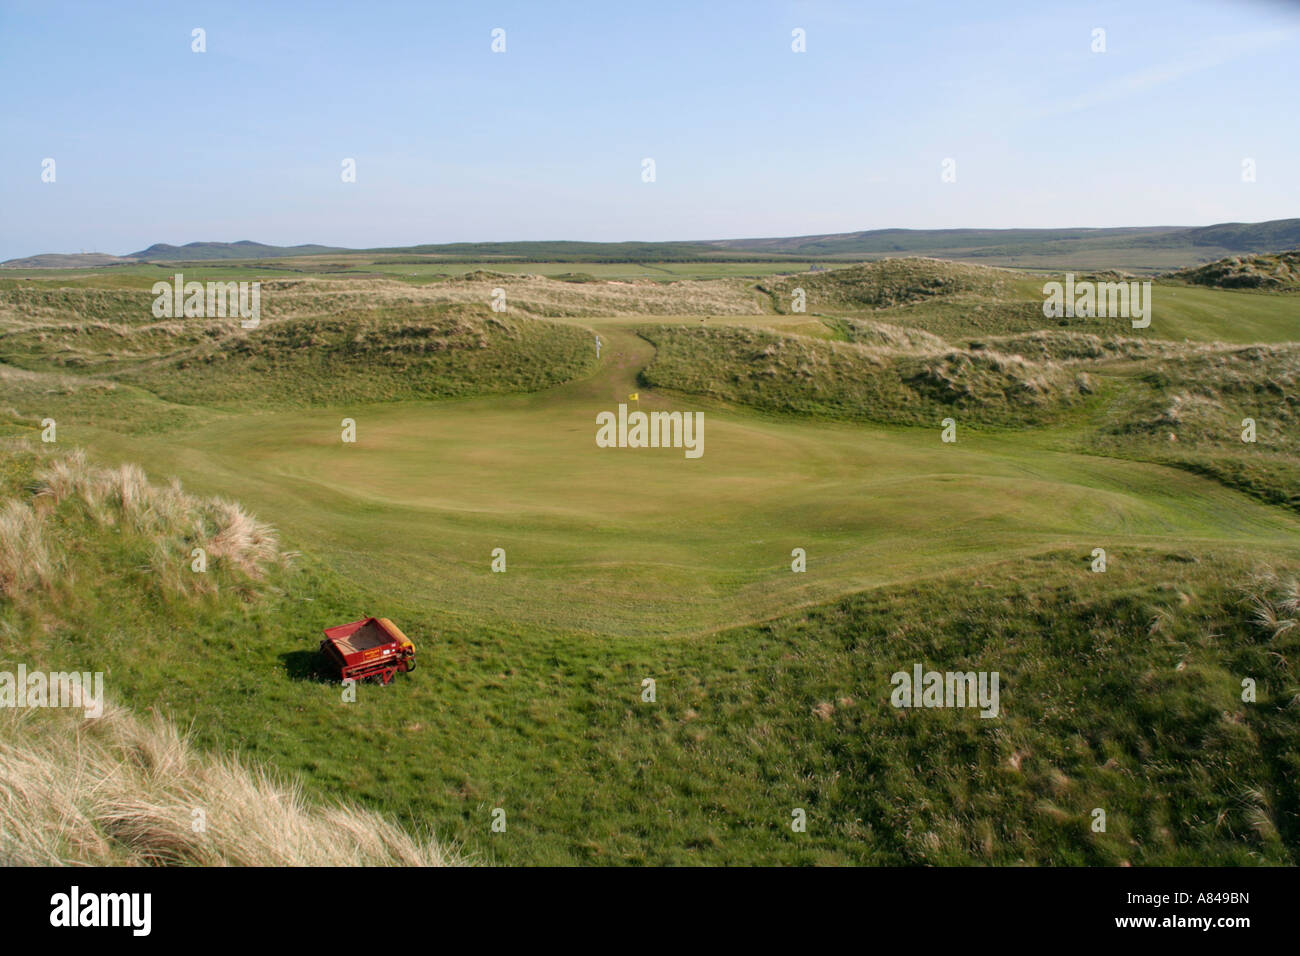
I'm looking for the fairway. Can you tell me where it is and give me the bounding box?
[72,320,1300,638]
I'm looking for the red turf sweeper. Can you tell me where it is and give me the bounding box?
[319,617,416,685]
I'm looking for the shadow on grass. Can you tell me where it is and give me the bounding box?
[279,649,334,683]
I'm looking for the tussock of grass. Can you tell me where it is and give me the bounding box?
[824,316,948,350]
[0,445,281,600]
[0,701,464,866]
[1242,568,1300,643]
[0,499,50,595]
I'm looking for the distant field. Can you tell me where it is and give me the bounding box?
[365,261,815,281]
[0,259,821,285]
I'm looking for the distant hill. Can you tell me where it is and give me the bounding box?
[370,219,1300,266]
[0,252,136,269]
[1183,220,1300,251]
[1167,250,1300,291]
[1,240,347,269]
[699,219,1300,261]
[695,225,1181,256]
[3,219,1297,270]
[130,240,347,260]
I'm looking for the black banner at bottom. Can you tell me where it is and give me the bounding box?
[0,865,1285,942]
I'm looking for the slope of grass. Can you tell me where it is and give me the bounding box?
[640,323,1092,427]
[788,267,1298,346]
[3,444,1295,864]
[117,307,600,408]
[0,445,462,866]
[764,258,1016,312]
[0,442,281,604]
[1088,343,1300,509]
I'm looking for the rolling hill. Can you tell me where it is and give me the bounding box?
[4,219,1298,272]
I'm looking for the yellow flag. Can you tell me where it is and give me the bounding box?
[628,393,639,402]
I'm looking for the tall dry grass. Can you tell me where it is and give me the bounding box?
[0,499,53,595]
[0,446,282,599]
[0,702,464,866]
[1242,568,1300,641]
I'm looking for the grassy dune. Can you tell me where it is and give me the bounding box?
[1168,251,1300,291]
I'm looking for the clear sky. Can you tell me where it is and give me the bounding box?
[1,0,1297,259]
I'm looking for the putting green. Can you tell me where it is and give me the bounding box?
[77,323,1300,637]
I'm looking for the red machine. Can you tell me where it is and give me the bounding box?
[320,617,416,685]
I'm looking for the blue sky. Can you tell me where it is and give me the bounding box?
[1,0,1297,259]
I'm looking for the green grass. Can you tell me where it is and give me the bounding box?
[5,466,1296,863]
[38,321,1297,639]
[802,273,1299,345]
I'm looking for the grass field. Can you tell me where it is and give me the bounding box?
[2,256,1298,864]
